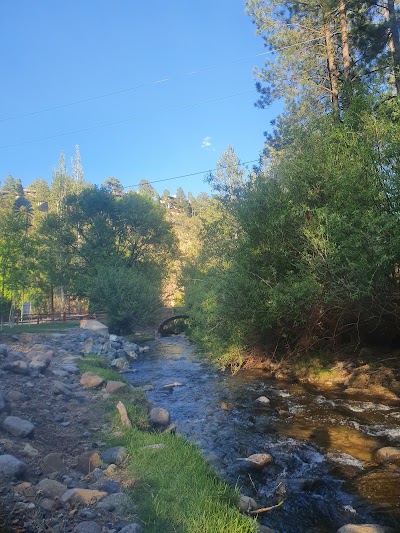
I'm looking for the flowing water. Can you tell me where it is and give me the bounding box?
[127,336,400,533]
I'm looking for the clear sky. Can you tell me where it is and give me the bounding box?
[0,0,279,196]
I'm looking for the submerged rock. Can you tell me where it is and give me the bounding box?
[238,494,258,513]
[337,525,396,533]
[375,447,400,465]
[240,453,273,469]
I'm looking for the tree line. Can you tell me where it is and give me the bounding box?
[0,147,178,333]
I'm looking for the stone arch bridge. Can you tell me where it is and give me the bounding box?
[156,306,188,337]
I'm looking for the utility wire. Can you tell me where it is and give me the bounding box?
[125,158,261,188]
[0,37,323,123]
[0,90,255,150]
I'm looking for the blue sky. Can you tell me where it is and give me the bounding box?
[0,1,279,196]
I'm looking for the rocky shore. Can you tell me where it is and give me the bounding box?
[0,325,146,533]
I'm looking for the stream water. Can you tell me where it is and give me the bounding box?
[127,336,400,533]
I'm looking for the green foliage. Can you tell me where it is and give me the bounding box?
[184,95,400,367]
[87,266,161,334]
[77,356,129,383]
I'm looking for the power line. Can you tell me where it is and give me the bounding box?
[0,90,256,150]
[125,158,261,188]
[0,37,323,124]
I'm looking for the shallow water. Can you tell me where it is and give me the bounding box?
[127,336,400,532]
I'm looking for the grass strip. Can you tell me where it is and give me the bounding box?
[77,356,257,533]
[0,322,79,335]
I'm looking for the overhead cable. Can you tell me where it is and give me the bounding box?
[0,37,324,123]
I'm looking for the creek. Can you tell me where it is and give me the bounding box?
[127,336,400,533]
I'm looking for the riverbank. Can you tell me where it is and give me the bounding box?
[228,347,400,404]
[0,327,262,533]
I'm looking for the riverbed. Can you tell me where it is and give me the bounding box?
[127,336,400,533]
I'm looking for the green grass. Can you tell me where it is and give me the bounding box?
[77,356,129,384]
[76,355,257,533]
[0,321,79,335]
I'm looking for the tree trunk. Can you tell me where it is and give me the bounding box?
[339,1,351,80]
[50,286,54,322]
[324,18,340,113]
[385,0,400,95]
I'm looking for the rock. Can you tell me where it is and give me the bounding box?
[255,396,270,405]
[238,495,258,513]
[96,492,134,514]
[241,453,273,469]
[149,407,170,426]
[0,454,27,478]
[22,444,39,458]
[118,524,142,533]
[39,498,55,511]
[36,478,67,499]
[98,480,121,494]
[0,344,8,356]
[53,380,75,396]
[142,384,154,392]
[3,360,30,375]
[337,526,396,533]
[80,320,109,336]
[257,526,276,533]
[2,416,35,437]
[15,482,36,501]
[60,363,80,374]
[101,447,128,465]
[111,357,130,371]
[8,390,26,402]
[163,424,177,434]
[42,453,67,475]
[162,382,184,389]
[109,334,119,342]
[61,488,107,506]
[76,451,102,474]
[105,381,128,394]
[375,447,400,465]
[83,338,94,355]
[74,522,101,533]
[29,360,49,373]
[0,389,9,413]
[144,444,166,450]
[80,372,105,389]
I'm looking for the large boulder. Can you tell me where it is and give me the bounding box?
[2,416,35,438]
[80,320,109,336]
[0,454,27,479]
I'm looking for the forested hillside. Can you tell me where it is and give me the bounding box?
[183,0,400,367]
